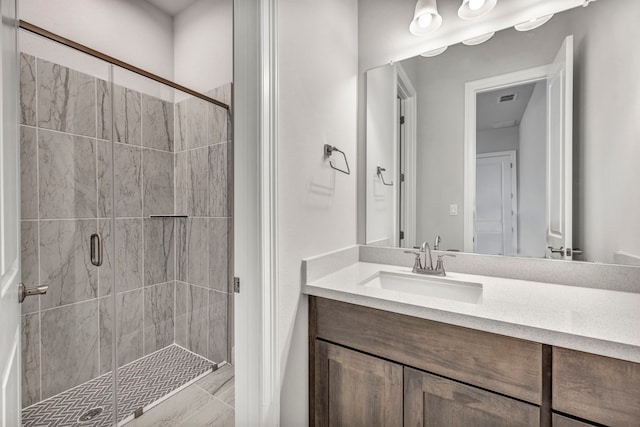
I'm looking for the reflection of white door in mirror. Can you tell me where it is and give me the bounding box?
[545,35,573,260]
[366,63,417,248]
[464,35,574,259]
[475,152,517,256]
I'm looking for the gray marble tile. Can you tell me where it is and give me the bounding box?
[21,221,40,315]
[187,284,209,358]
[209,104,230,145]
[37,59,96,137]
[143,282,175,354]
[98,81,142,145]
[189,97,208,150]
[40,300,99,399]
[209,218,229,292]
[208,290,228,363]
[132,384,211,427]
[196,364,234,397]
[188,218,209,288]
[174,99,188,152]
[21,313,40,408]
[99,218,143,296]
[177,397,233,427]
[175,148,209,217]
[20,126,38,220]
[175,219,188,283]
[142,149,174,216]
[206,83,232,107]
[144,218,175,286]
[98,141,143,218]
[174,151,189,216]
[141,94,173,151]
[39,219,98,309]
[174,281,188,348]
[99,290,144,374]
[38,129,97,219]
[208,143,228,217]
[20,53,37,126]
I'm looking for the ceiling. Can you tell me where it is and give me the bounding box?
[476,82,537,131]
[145,0,200,16]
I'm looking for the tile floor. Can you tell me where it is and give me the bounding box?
[21,345,214,426]
[125,364,234,427]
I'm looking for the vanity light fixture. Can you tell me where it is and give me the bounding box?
[420,46,448,57]
[514,14,553,31]
[458,0,497,20]
[462,32,495,46]
[409,0,443,36]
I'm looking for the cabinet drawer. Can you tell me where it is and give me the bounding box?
[405,366,540,427]
[552,414,597,427]
[313,297,543,404]
[552,347,640,426]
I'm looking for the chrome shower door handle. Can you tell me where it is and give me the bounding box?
[18,283,48,303]
[90,233,103,267]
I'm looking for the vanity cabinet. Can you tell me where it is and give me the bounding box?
[314,341,403,426]
[552,347,640,426]
[404,366,539,426]
[309,296,640,427]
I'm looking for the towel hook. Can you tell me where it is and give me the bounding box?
[377,166,393,186]
[324,144,350,175]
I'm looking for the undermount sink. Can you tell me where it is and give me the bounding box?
[361,271,483,304]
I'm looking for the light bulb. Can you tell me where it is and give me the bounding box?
[417,13,433,28]
[468,0,485,11]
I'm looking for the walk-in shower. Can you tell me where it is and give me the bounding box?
[18,24,233,426]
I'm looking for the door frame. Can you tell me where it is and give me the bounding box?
[234,0,280,426]
[475,150,518,255]
[463,65,550,253]
[395,64,417,249]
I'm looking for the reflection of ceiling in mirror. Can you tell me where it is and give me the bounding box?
[359,0,586,71]
[476,83,536,130]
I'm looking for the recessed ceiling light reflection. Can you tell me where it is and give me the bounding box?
[462,32,495,46]
[420,46,448,57]
[514,14,553,31]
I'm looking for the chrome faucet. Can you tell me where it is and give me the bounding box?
[405,241,455,276]
[433,235,441,251]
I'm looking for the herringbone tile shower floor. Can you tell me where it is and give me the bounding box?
[22,345,214,427]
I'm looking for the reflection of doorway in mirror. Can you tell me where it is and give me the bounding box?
[475,152,517,256]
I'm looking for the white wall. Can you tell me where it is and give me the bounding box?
[174,0,232,92]
[366,65,397,246]
[477,127,519,154]
[19,0,174,79]
[277,0,358,425]
[518,82,547,258]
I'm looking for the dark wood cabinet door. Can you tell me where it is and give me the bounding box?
[404,366,540,427]
[313,340,403,427]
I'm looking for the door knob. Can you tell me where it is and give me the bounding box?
[18,283,48,303]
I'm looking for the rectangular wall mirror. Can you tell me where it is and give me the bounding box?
[365,0,640,266]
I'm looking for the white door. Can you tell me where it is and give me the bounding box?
[546,35,574,259]
[0,0,21,425]
[475,152,517,256]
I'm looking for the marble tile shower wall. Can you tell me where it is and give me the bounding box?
[18,52,231,408]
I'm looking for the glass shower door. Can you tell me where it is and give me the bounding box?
[19,29,118,426]
[109,66,232,425]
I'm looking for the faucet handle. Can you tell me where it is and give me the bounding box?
[434,254,456,275]
[404,250,423,271]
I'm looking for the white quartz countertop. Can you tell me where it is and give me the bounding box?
[302,262,640,363]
